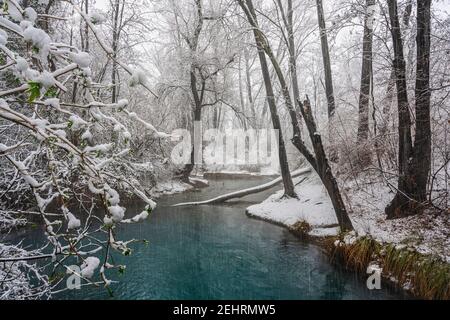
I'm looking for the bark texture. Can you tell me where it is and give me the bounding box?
[386,0,432,218]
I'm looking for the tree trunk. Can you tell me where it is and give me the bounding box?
[238,54,248,128]
[276,0,301,120]
[111,0,121,104]
[239,0,352,231]
[385,0,432,218]
[385,0,413,218]
[386,0,413,178]
[377,1,413,159]
[180,69,203,183]
[179,0,204,183]
[241,0,302,143]
[244,47,257,128]
[174,168,311,207]
[81,0,90,52]
[315,0,338,161]
[412,0,432,204]
[356,0,375,166]
[315,0,336,119]
[286,0,301,112]
[239,0,296,198]
[357,0,375,144]
[297,98,354,231]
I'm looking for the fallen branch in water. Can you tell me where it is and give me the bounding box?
[172,168,312,207]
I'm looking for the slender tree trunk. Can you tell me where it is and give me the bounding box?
[276,0,301,119]
[412,0,432,203]
[239,0,353,230]
[357,0,375,144]
[377,1,413,158]
[174,168,312,207]
[385,0,432,218]
[80,0,89,52]
[356,0,375,165]
[297,98,354,231]
[315,0,338,161]
[244,48,257,128]
[387,0,413,177]
[180,0,204,183]
[181,84,202,183]
[286,0,300,110]
[239,0,296,198]
[111,0,122,104]
[86,0,90,51]
[241,0,302,142]
[315,0,336,118]
[238,54,248,129]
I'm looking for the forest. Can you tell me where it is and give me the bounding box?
[0,0,448,300]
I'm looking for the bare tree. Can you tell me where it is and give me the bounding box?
[297,97,354,231]
[315,0,335,119]
[239,0,353,230]
[386,0,433,218]
[356,0,375,162]
[169,0,235,182]
[275,0,301,119]
[238,0,296,197]
[110,0,125,103]
[315,0,339,161]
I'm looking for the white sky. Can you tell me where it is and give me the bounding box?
[93,0,450,14]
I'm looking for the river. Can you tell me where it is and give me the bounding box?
[7,175,408,300]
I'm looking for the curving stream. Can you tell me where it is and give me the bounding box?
[10,175,408,300]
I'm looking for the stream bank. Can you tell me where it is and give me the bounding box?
[242,173,449,300]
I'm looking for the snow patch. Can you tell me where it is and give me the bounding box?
[69,52,91,68]
[80,257,100,279]
[108,205,125,222]
[246,172,338,229]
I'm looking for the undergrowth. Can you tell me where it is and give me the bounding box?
[326,234,450,300]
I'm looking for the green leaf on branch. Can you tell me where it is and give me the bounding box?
[45,86,58,98]
[26,81,42,103]
[118,266,126,275]
[106,286,114,298]
[48,272,65,285]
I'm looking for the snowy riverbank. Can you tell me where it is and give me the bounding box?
[246,173,341,237]
[246,171,449,264]
[245,171,449,299]
[149,176,210,198]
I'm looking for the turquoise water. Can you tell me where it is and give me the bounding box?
[8,176,408,300]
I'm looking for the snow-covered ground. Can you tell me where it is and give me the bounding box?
[205,169,279,176]
[345,175,450,263]
[148,175,210,198]
[246,173,341,236]
[149,180,195,198]
[246,171,450,263]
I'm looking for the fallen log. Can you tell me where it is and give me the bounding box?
[172,167,312,207]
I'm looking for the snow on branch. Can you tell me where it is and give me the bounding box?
[0,0,161,299]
